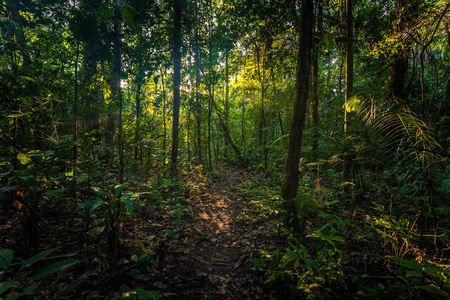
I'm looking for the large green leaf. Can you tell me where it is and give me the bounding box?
[0,249,14,270]
[19,248,56,271]
[30,259,79,281]
[54,279,86,299]
[114,183,127,196]
[0,281,19,296]
[415,285,448,297]
[389,256,422,271]
[43,190,64,201]
[121,7,140,31]
[97,3,115,20]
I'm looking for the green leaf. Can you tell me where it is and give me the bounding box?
[121,193,136,212]
[77,200,103,211]
[76,174,89,183]
[282,251,299,263]
[0,281,19,296]
[18,175,35,189]
[344,95,361,113]
[17,154,32,165]
[328,235,345,243]
[19,248,56,271]
[422,266,449,279]
[114,183,127,196]
[23,284,37,296]
[30,258,79,280]
[0,249,14,270]
[388,256,422,271]
[324,33,334,49]
[121,7,139,31]
[43,190,64,201]
[87,226,105,235]
[0,186,18,195]
[130,268,140,279]
[54,279,86,299]
[90,186,107,199]
[406,270,423,278]
[415,285,449,297]
[441,179,450,194]
[97,3,115,20]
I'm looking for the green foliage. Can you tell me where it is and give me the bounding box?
[388,256,450,298]
[0,248,80,299]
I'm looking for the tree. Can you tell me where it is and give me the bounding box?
[281,0,314,211]
[343,0,353,191]
[171,0,182,173]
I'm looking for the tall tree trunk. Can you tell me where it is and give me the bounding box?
[208,3,213,170]
[391,0,411,101]
[241,93,246,147]
[224,48,229,158]
[162,71,167,164]
[171,0,182,173]
[134,83,142,161]
[81,44,100,137]
[343,0,353,189]
[312,0,323,161]
[73,43,79,165]
[194,0,203,165]
[113,7,124,184]
[281,0,314,203]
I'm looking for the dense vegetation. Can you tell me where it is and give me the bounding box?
[1,0,449,299]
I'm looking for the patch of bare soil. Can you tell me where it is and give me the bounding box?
[136,164,282,299]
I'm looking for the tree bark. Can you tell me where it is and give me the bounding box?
[134,83,142,161]
[312,0,323,161]
[224,49,229,158]
[390,0,411,101]
[171,0,182,173]
[194,0,203,165]
[73,43,79,165]
[343,0,353,188]
[281,0,314,201]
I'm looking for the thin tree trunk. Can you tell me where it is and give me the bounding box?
[195,0,202,165]
[241,94,245,147]
[208,5,213,170]
[73,43,79,165]
[134,83,142,161]
[281,0,314,204]
[211,99,246,166]
[343,0,353,189]
[312,0,323,161]
[278,112,285,136]
[171,0,182,173]
[162,71,167,164]
[224,49,229,158]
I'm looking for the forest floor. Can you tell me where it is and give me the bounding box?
[1,164,285,299]
[128,164,282,299]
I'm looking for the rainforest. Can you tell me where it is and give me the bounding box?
[0,0,449,299]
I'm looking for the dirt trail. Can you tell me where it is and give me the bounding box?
[147,165,276,299]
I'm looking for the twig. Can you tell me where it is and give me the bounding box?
[193,256,230,266]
